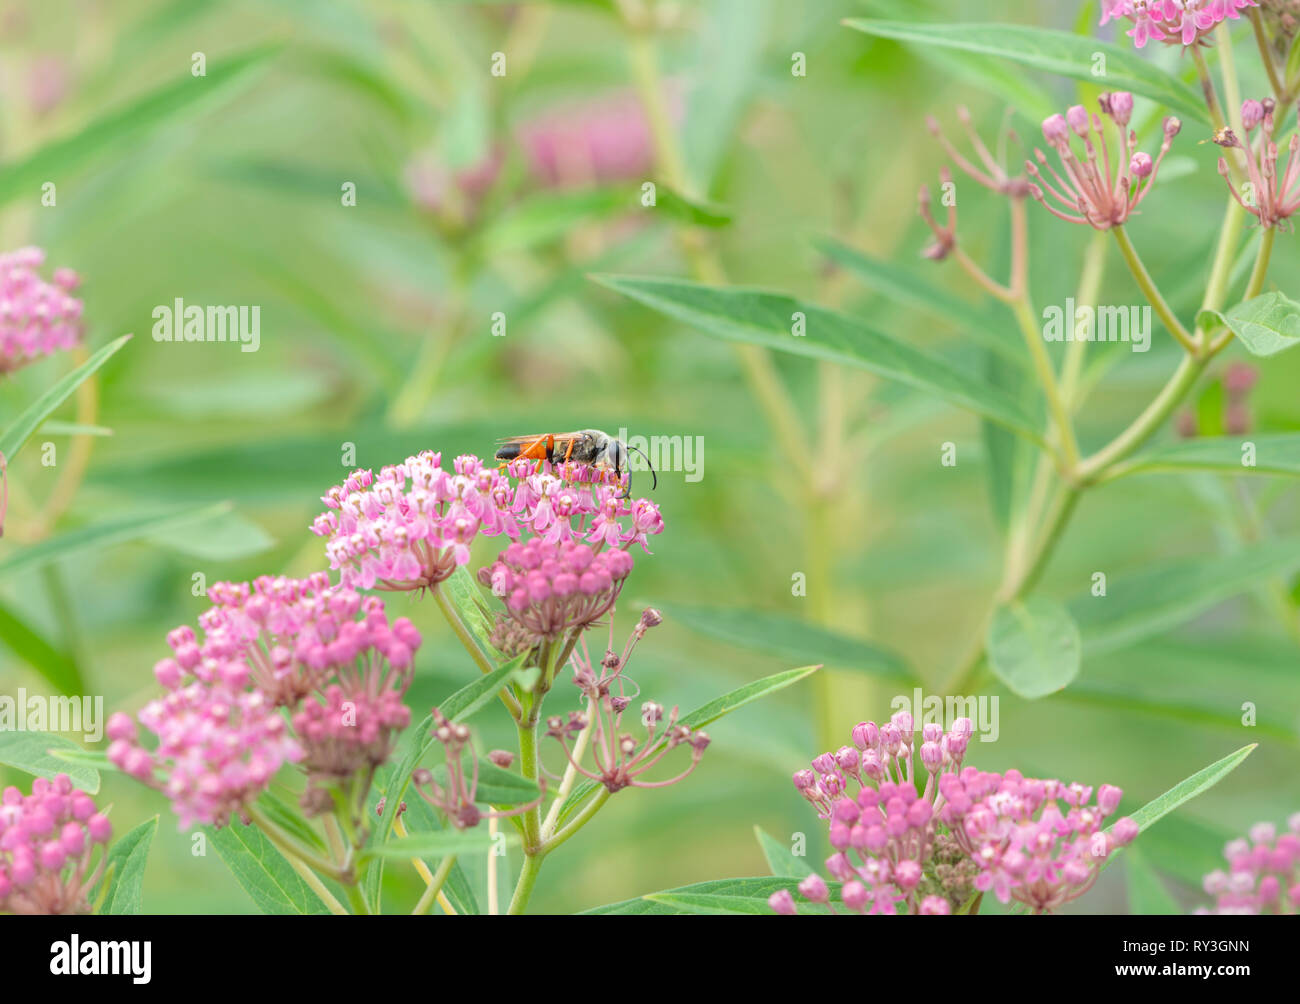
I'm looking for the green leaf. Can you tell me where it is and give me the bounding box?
[0,599,82,695]
[0,336,131,462]
[815,237,1023,368]
[94,816,158,915]
[1124,845,1180,915]
[0,501,235,580]
[256,788,327,854]
[987,598,1082,699]
[146,509,274,560]
[754,825,814,878]
[206,823,331,915]
[0,48,277,207]
[1069,537,1300,655]
[38,421,113,437]
[1118,433,1300,479]
[1201,292,1300,357]
[475,188,631,256]
[668,604,912,681]
[655,185,732,227]
[677,665,823,733]
[0,731,100,793]
[438,654,531,723]
[593,274,1044,440]
[48,747,116,773]
[844,21,1209,126]
[584,876,835,916]
[1112,744,1256,838]
[393,786,481,915]
[361,828,510,862]
[441,566,504,662]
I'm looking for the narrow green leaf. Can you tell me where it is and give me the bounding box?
[1111,744,1256,840]
[0,501,234,580]
[0,335,131,462]
[1201,292,1300,357]
[987,598,1082,699]
[94,816,159,915]
[669,604,912,680]
[0,731,100,793]
[441,565,504,662]
[1124,845,1180,915]
[0,599,82,695]
[206,823,331,915]
[438,654,530,723]
[362,828,510,862]
[593,274,1043,440]
[655,185,732,227]
[815,237,1023,368]
[583,876,836,916]
[0,49,277,206]
[844,21,1209,126]
[1070,538,1300,654]
[37,421,114,437]
[395,785,481,915]
[1118,434,1300,479]
[754,825,814,878]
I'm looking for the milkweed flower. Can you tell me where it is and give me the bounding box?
[774,713,978,916]
[1101,1,1259,48]
[0,774,111,915]
[479,538,634,645]
[410,709,544,829]
[546,608,709,794]
[1026,94,1180,229]
[1197,815,1300,914]
[312,451,662,593]
[0,246,83,374]
[1215,98,1300,229]
[108,574,420,825]
[939,770,1138,913]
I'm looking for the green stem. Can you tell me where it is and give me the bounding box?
[1061,231,1108,409]
[412,855,457,916]
[544,788,611,854]
[1249,10,1286,100]
[506,850,546,915]
[516,719,542,850]
[246,806,345,880]
[1113,227,1196,352]
[541,698,595,837]
[1011,297,1079,469]
[1212,225,1276,355]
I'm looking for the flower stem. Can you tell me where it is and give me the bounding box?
[412,855,457,916]
[544,787,611,854]
[394,815,456,914]
[1249,9,1286,101]
[506,848,545,915]
[1112,226,1196,352]
[246,806,345,880]
[541,697,595,837]
[1010,297,1079,468]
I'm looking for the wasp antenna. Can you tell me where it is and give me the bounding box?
[626,445,658,492]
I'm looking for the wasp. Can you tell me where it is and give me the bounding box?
[494,429,657,499]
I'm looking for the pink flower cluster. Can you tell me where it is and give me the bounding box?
[939,769,1138,913]
[0,246,83,374]
[1027,94,1180,229]
[479,538,634,643]
[311,451,663,593]
[1101,1,1258,48]
[772,713,977,915]
[0,774,111,915]
[1198,815,1300,914]
[108,574,421,826]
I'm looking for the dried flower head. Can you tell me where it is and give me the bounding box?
[0,774,111,915]
[0,246,83,374]
[1026,95,1179,229]
[926,106,1030,197]
[1216,98,1300,229]
[410,709,543,829]
[546,610,707,794]
[1198,814,1300,914]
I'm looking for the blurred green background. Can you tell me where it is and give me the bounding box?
[1,0,1297,914]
